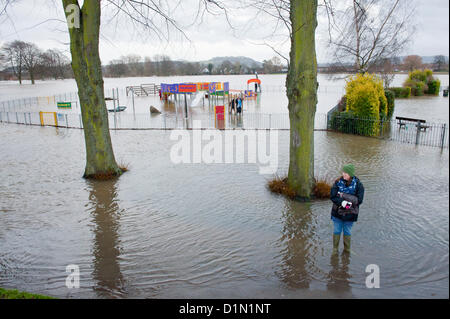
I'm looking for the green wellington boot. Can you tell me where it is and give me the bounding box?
[343,235,351,254]
[332,234,340,254]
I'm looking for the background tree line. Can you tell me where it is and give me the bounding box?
[0,40,73,83]
[322,55,449,74]
[0,39,288,82]
[104,54,285,77]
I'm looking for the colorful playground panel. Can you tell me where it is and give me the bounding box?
[247,78,261,85]
[214,105,225,120]
[178,84,197,93]
[161,82,229,94]
[214,105,225,130]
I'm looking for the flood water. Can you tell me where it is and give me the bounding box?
[0,74,449,298]
[1,74,449,123]
[0,123,448,298]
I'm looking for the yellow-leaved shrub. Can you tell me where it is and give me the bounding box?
[344,73,387,136]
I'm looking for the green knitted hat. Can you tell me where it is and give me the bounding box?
[342,164,355,177]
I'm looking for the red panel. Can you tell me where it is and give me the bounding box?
[178,84,198,93]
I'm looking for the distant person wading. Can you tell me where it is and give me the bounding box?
[330,164,365,254]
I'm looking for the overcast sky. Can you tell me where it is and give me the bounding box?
[0,0,448,64]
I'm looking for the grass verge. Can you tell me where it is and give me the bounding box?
[0,288,55,299]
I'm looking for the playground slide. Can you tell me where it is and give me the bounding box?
[190,91,205,107]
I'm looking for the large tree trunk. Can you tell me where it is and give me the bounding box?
[63,0,122,178]
[286,0,318,199]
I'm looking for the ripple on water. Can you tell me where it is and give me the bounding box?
[0,125,448,298]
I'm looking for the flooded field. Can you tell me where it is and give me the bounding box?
[0,73,448,298]
[0,122,448,298]
[1,74,448,123]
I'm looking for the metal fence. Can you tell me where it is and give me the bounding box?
[0,110,327,130]
[1,110,448,148]
[328,115,449,149]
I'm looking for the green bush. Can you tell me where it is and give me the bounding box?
[379,95,387,118]
[414,81,427,96]
[329,111,382,137]
[385,89,395,119]
[427,79,441,95]
[330,111,357,134]
[409,69,428,82]
[390,87,411,98]
[403,69,440,96]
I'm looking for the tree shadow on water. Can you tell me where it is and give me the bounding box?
[87,179,126,298]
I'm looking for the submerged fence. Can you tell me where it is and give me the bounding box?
[0,110,326,130]
[1,84,448,149]
[1,109,448,149]
[328,115,449,149]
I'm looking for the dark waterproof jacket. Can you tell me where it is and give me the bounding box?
[330,176,364,222]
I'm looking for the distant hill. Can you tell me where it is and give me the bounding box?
[202,56,263,68]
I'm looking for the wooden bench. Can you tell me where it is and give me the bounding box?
[396,116,430,131]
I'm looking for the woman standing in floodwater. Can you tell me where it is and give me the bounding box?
[330,164,364,254]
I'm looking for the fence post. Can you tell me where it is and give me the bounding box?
[269,114,272,129]
[15,112,19,124]
[79,114,82,128]
[29,113,31,125]
[441,124,447,150]
[415,122,421,145]
[65,114,69,128]
[24,112,27,125]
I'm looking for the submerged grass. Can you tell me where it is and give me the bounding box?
[267,175,333,200]
[267,175,297,199]
[84,161,130,180]
[313,178,333,199]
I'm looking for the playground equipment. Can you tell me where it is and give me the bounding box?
[214,105,225,130]
[108,106,127,113]
[160,81,230,119]
[247,78,261,93]
[126,83,161,96]
[106,88,128,113]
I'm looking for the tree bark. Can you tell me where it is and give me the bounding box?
[286,0,318,199]
[30,68,35,84]
[63,0,122,178]
[353,0,361,72]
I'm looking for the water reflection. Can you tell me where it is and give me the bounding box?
[326,253,352,294]
[277,201,318,289]
[230,113,243,128]
[162,100,176,113]
[87,179,126,298]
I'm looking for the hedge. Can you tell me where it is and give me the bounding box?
[385,89,395,119]
[390,87,411,98]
